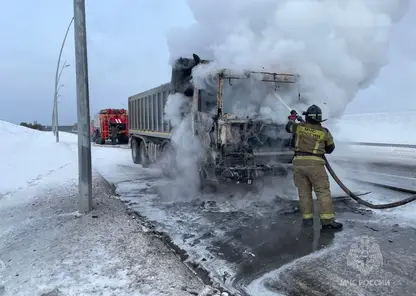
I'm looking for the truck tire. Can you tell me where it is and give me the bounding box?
[139,140,150,168]
[160,143,176,178]
[131,138,140,164]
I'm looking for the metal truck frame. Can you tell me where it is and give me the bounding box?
[128,54,298,185]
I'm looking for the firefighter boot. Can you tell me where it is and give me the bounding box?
[321,220,343,231]
[302,219,313,227]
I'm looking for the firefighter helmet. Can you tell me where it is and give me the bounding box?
[303,104,323,122]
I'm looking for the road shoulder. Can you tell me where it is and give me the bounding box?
[0,172,207,296]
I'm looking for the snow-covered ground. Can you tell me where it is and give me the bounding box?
[1,115,415,295]
[0,121,210,296]
[331,111,416,145]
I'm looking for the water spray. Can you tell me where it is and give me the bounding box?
[273,92,416,209]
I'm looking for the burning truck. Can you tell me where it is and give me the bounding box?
[128,54,300,185]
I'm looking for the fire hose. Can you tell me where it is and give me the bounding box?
[272,92,416,209]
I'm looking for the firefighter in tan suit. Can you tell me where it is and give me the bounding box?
[286,105,343,230]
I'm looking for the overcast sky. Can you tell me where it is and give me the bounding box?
[0,1,415,125]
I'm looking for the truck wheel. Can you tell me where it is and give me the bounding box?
[160,143,176,178]
[131,138,140,164]
[139,141,149,168]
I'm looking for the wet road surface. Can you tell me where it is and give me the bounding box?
[107,163,416,296]
[331,159,416,193]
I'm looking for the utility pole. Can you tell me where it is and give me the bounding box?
[73,0,92,213]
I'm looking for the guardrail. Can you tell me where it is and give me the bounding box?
[343,142,416,149]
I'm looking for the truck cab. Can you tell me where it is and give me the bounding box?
[188,67,299,184]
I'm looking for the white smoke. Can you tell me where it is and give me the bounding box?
[163,93,191,127]
[167,0,410,119]
[161,0,409,198]
[163,93,205,197]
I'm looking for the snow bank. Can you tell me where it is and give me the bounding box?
[0,121,77,196]
[330,111,416,144]
[0,120,134,197]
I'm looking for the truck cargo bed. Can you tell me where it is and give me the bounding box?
[128,83,171,139]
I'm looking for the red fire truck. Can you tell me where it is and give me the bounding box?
[91,108,129,145]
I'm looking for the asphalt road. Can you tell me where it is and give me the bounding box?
[331,159,416,193]
[107,159,416,296]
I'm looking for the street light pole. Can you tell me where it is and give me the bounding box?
[58,62,70,86]
[59,62,70,80]
[53,63,70,135]
[55,81,66,137]
[52,102,56,135]
[53,61,70,136]
[73,0,92,213]
[57,84,65,93]
[53,16,74,143]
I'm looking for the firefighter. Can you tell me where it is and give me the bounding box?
[285,105,343,230]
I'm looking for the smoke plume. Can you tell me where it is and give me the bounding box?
[167,0,409,119]
[161,0,409,199]
[163,93,205,197]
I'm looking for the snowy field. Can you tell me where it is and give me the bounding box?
[331,111,416,145]
[0,121,209,296]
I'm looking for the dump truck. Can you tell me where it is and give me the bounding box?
[128,54,300,185]
[92,108,129,145]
